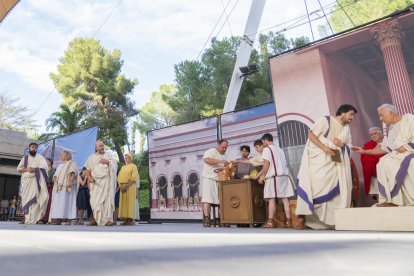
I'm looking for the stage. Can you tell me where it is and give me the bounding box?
[0,221,413,275]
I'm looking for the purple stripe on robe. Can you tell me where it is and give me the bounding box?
[344,144,350,157]
[21,197,37,215]
[296,179,315,213]
[377,180,387,197]
[387,146,392,152]
[407,142,414,150]
[40,169,48,183]
[313,182,340,204]
[34,169,42,192]
[391,153,414,198]
[22,168,47,215]
[323,116,330,138]
[24,155,28,168]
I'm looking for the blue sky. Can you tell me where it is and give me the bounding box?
[0,0,334,133]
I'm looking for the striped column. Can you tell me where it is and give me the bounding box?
[370,19,414,114]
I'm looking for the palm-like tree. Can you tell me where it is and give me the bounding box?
[46,104,86,134]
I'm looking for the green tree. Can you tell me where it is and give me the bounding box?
[165,36,274,123]
[45,104,86,135]
[329,0,414,32]
[266,32,291,55]
[159,34,310,125]
[50,37,138,162]
[132,84,177,152]
[0,91,38,132]
[165,59,211,123]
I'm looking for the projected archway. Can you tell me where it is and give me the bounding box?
[157,174,168,206]
[171,173,183,200]
[187,171,200,199]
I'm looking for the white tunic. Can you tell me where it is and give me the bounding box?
[85,152,117,226]
[50,160,78,220]
[201,148,227,204]
[377,114,414,206]
[16,154,49,224]
[261,144,294,199]
[296,116,353,229]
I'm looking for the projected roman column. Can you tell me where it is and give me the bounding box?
[370,19,414,114]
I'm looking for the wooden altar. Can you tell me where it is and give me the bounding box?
[219,179,266,227]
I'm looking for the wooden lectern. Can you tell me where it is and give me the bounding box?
[219,179,266,227]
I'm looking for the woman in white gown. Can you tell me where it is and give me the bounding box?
[50,151,78,225]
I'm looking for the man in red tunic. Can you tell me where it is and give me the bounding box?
[360,127,385,200]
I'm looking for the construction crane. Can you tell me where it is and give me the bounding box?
[223,0,266,113]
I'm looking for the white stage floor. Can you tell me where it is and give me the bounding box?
[0,221,413,275]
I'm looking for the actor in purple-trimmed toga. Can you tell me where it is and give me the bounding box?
[353,104,414,207]
[296,104,357,229]
[16,142,49,224]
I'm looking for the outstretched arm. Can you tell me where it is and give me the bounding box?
[204,157,228,166]
[352,144,387,155]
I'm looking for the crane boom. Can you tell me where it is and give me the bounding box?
[223,0,266,113]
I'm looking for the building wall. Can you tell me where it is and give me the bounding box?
[270,48,331,127]
[148,104,278,220]
[0,129,33,176]
[321,50,392,148]
[0,128,33,199]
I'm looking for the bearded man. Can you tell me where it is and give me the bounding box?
[84,140,118,226]
[296,104,357,229]
[16,142,49,224]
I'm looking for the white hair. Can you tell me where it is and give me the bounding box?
[377,103,398,114]
[369,126,381,133]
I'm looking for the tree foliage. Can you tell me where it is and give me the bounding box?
[0,91,38,132]
[329,0,414,32]
[164,33,310,124]
[50,37,138,162]
[46,104,86,135]
[131,84,177,152]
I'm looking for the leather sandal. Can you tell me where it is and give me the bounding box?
[203,215,211,227]
[294,215,310,230]
[377,202,398,207]
[88,220,98,226]
[261,219,275,228]
[105,221,114,226]
[285,218,292,228]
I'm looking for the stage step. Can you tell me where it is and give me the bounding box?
[334,206,414,232]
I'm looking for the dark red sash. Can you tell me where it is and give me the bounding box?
[268,147,278,197]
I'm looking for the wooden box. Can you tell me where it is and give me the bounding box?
[219,179,266,226]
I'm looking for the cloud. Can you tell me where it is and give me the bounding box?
[0,0,318,131]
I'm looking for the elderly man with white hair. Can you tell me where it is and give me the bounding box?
[353,104,414,207]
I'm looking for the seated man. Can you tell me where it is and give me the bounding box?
[353,104,414,207]
[360,127,385,200]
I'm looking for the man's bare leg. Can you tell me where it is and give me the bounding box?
[262,198,276,228]
[282,197,292,228]
[268,198,276,219]
[202,203,211,227]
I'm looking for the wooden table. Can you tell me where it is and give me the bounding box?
[219,179,266,227]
